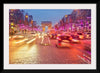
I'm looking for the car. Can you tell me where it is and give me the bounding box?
[84,32,91,39]
[77,32,84,39]
[56,35,72,48]
[48,29,57,39]
[67,34,80,43]
[49,33,57,39]
[71,34,78,39]
[71,38,80,43]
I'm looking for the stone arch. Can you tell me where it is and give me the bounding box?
[41,21,52,32]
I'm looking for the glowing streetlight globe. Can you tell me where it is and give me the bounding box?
[11,22,14,26]
[65,15,67,17]
[31,20,33,24]
[10,13,14,16]
[25,15,28,18]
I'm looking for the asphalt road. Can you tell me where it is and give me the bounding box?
[9,35,91,64]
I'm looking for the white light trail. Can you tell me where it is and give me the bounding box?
[16,39,28,44]
[13,36,17,38]
[18,36,24,38]
[9,36,11,39]
[27,38,36,44]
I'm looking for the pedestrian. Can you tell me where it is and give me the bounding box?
[41,33,50,46]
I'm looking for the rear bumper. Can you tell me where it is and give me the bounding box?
[56,42,71,48]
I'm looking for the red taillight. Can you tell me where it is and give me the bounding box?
[70,43,73,45]
[58,43,61,45]
[69,37,72,40]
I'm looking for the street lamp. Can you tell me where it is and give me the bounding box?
[65,15,67,18]
[11,22,14,26]
[25,15,28,18]
[31,20,33,31]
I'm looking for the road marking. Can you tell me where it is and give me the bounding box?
[77,55,91,64]
[27,38,36,44]
[83,54,91,61]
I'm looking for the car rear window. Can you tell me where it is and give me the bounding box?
[59,36,70,40]
[77,33,82,35]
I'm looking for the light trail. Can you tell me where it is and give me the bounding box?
[27,38,36,44]
[39,36,42,38]
[13,36,17,38]
[16,39,28,44]
[18,35,24,38]
[77,55,91,64]
[9,36,11,39]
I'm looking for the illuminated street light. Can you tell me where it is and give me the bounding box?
[10,13,14,16]
[25,15,28,18]
[65,15,67,17]
[11,9,14,12]
[11,22,14,26]
[31,20,33,24]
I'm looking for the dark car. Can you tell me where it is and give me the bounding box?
[77,32,84,39]
[84,32,91,39]
[56,35,72,48]
[71,34,79,39]
[49,33,57,39]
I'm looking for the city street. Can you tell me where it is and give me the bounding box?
[9,35,91,64]
[9,9,91,64]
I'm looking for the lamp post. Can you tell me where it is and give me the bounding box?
[25,15,28,25]
[25,15,28,18]
[31,20,33,31]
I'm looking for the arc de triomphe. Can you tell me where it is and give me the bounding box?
[41,21,52,32]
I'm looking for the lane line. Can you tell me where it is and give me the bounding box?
[77,55,91,64]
